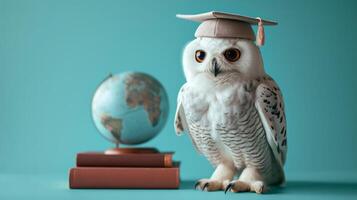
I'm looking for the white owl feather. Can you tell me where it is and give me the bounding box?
[255,78,287,166]
[174,37,287,193]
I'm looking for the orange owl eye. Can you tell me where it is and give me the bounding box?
[223,48,241,62]
[195,50,206,63]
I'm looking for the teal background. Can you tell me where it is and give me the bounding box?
[1,0,357,199]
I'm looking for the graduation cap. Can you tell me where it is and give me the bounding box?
[176,11,278,46]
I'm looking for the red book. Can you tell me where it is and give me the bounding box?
[69,166,180,189]
[76,152,173,167]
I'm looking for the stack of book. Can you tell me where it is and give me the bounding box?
[69,149,180,189]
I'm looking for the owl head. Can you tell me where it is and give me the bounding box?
[182,37,265,82]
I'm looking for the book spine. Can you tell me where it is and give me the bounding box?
[69,167,179,189]
[76,154,172,168]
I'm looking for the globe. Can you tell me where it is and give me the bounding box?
[91,72,169,145]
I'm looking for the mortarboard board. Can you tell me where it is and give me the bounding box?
[176,11,278,46]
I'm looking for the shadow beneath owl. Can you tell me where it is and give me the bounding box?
[180,180,357,195]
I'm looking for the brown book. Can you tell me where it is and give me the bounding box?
[76,152,173,167]
[69,167,180,189]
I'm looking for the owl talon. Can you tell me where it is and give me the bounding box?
[194,179,222,191]
[202,182,209,191]
[194,181,200,190]
[194,181,209,191]
[224,182,234,194]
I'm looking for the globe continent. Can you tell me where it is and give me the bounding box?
[91,72,169,145]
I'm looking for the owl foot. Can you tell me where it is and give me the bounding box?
[224,180,266,194]
[194,179,224,191]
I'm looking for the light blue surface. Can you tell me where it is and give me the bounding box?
[1,173,357,200]
[1,0,357,199]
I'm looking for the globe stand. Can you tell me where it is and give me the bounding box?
[105,143,158,155]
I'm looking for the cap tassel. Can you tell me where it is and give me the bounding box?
[256,17,265,46]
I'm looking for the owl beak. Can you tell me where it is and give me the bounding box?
[211,58,221,77]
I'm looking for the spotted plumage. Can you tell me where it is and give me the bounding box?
[174,37,287,193]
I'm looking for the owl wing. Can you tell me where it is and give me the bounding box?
[255,77,287,167]
[174,85,201,153]
[174,85,188,135]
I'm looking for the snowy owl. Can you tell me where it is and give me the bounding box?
[174,11,287,193]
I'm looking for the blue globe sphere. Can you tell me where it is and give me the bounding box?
[91,72,169,145]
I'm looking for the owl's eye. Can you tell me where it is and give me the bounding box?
[223,48,241,62]
[195,50,206,63]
